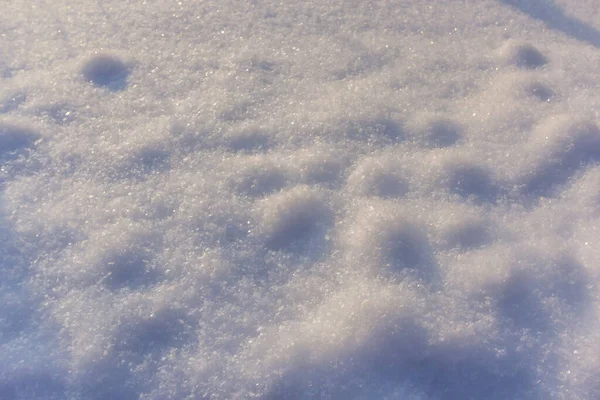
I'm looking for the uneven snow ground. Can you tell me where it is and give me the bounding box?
[2,0,600,399]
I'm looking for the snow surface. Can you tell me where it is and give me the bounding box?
[2,0,600,399]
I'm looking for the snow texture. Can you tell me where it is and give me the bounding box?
[2,0,600,399]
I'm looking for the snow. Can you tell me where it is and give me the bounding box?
[2,0,600,399]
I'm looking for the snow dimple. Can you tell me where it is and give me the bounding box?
[117,146,172,180]
[495,255,591,334]
[295,149,346,187]
[265,315,432,400]
[346,155,408,199]
[500,41,548,69]
[346,204,438,283]
[254,186,332,253]
[524,81,555,103]
[54,222,164,292]
[439,216,493,251]
[345,117,405,145]
[81,53,130,91]
[35,103,77,125]
[442,161,501,203]
[0,92,26,114]
[413,116,463,148]
[520,116,600,197]
[113,308,191,357]
[379,219,436,280]
[229,157,289,198]
[223,128,273,153]
[498,269,552,331]
[102,248,159,291]
[0,122,39,158]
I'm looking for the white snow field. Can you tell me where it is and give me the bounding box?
[2,0,600,399]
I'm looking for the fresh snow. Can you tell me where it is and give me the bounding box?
[2,1,600,399]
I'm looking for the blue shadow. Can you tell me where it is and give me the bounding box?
[501,0,600,47]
